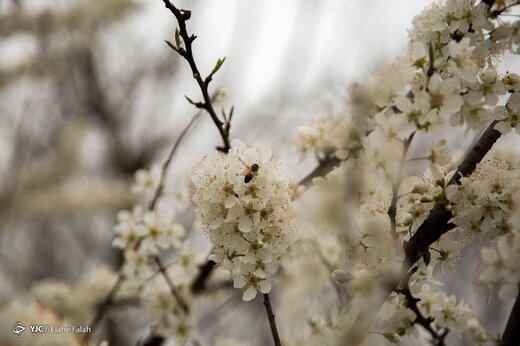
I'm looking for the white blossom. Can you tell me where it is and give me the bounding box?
[132,163,161,194]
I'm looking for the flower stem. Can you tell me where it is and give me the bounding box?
[263,293,282,346]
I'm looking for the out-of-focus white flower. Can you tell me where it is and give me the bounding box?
[141,277,191,342]
[132,163,162,194]
[479,208,520,302]
[113,206,185,259]
[139,210,185,255]
[112,205,146,249]
[0,300,82,346]
[31,266,118,326]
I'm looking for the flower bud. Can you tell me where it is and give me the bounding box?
[332,270,352,283]
[480,69,497,84]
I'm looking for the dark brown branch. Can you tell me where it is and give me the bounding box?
[190,258,216,293]
[161,0,231,152]
[138,332,165,346]
[499,293,520,346]
[263,293,282,346]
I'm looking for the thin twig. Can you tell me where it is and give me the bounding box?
[149,111,202,210]
[161,0,231,152]
[155,256,189,313]
[263,293,282,346]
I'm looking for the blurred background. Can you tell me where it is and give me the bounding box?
[1,0,515,345]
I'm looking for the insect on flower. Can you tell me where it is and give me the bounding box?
[244,163,259,183]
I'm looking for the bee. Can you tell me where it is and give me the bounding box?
[244,163,259,183]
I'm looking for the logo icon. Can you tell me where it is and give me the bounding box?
[12,321,26,338]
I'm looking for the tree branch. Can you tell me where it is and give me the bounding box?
[499,293,520,346]
[161,0,231,152]
[190,258,216,293]
[263,293,282,346]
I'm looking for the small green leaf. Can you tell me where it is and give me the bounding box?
[175,27,181,47]
[164,40,177,52]
[206,57,226,82]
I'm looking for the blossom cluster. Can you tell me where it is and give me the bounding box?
[192,139,295,301]
[377,283,489,345]
[446,155,519,243]
[478,186,520,301]
[414,284,489,344]
[479,229,520,300]
[110,163,206,342]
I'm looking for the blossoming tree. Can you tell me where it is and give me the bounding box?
[3,0,520,345]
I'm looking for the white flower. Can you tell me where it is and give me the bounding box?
[494,92,520,134]
[479,228,520,301]
[427,74,464,116]
[447,38,478,83]
[132,163,161,194]
[502,73,520,92]
[139,210,185,255]
[393,91,435,131]
[112,206,146,249]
